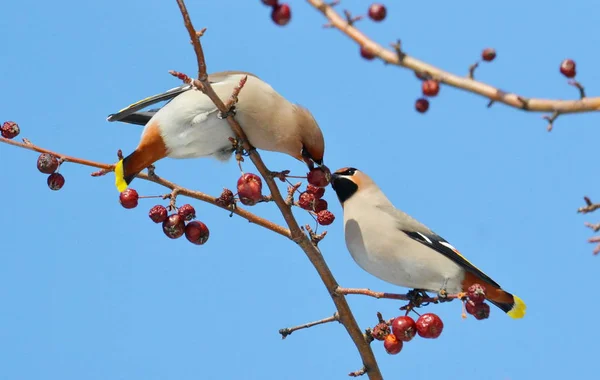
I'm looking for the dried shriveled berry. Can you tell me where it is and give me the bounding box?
[216,188,235,207]
[317,210,335,226]
[119,188,139,209]
[162,214,185,239]
[37,153,59,174]
[271,3,291,26]
[391,316,417,342]
[1,121,20,139]
[307,166,331,188]
[415,98,429,113]
[298,192,316,210]
[371,322,390,341]
[383,334,403,355]
[237,173,263,206]
[185,221,210,245]
[149,205,168,223]
[481,48,496,62]
[466,301,490,320]
[560,59,576,78]
[467,283,486,305]
[368,3,387,22]
[178,204,196,221]
[360,46,376,60]
[422,80,440,97]
[47,173,65,190]
[305,184,325,199]
[416,313,444,339]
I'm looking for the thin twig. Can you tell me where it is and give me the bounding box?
[307,0,600,115]
[336,286,465,303]
[569,80,586,99]
[543,111,560,132]
[584,222,600,232]
[349,367,368,377]
[279,312,340,339]
[578,197,600,214]
[0,137,291,238]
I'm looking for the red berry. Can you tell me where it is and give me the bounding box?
[162,214,185,239]
[237,173,263,206]
[383,334,403,355]
[216,188,235,207]
[314,199,328,213]
[178,204,196,221]
[560,59,576,78]
[416,313,444,339]
[185,221,210,245]
[391,316,417,342]
[261,0,278,6]
[415,98,429,113]
[47,172,65,191]
[305,184,325,199]
[119,188,139,209]
[37,153,59,174]
[317,210,335,226]
[1,121,20,139]
[467,283,487,305]
[307,166,331,188]
[371,322,390,341]
[298,192,316,210]
[360,46,376,60]
[466,301,491,320]
[422,80,440,97]
[368,3,387,22]
[149,205,168,223]
[271,3,291,26]
[481,48,496,62]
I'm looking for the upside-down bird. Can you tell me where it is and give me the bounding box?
[107,71,325,192]
[330,167,526,318]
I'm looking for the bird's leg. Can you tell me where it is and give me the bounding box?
[436,279,455,303]
[228,137,245,172]
[400,289,431,314]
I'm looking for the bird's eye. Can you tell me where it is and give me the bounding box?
[336,167,357,176]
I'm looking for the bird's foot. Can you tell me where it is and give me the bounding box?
[403,289,430,309]
[436,288,453,303]
[217,105,237,119]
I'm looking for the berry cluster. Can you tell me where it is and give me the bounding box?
[372,312,444,355]
[301,167,335,226]
[37,153,65,191]
[261,0,291,26]
[464,283,491,320]
[119,189,210,245]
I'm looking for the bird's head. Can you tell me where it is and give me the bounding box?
[294,105,325,169]
[330,167,375,205]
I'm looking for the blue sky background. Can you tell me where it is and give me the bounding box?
[2,1,600,379]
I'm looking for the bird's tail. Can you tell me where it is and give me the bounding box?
[114,150,146,192]
[488,291,526,319]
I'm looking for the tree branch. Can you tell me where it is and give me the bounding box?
[307,0,600,115]
[173,1,382,378]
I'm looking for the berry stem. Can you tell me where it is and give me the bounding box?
[278,312,339,339]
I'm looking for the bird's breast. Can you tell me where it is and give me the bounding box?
[343,204,464,293]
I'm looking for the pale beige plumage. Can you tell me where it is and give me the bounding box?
[109,71,325,191]
[330,167,526,319]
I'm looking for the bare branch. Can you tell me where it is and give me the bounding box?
[279,312,339,339]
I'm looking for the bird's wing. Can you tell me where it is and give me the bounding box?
[379,205,501,288]
[106,84,192,124]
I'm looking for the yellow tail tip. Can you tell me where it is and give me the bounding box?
[507,295,526,319]
[114,159,128,192]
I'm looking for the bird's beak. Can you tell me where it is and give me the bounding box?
[330,173,340,189]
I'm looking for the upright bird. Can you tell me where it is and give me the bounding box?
[330,167,526,319]
[107,71,325,192]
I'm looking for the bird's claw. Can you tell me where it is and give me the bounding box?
[436,289,452,303]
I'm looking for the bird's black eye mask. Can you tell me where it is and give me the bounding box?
[334,167,357,176]
[331,176,358,204]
